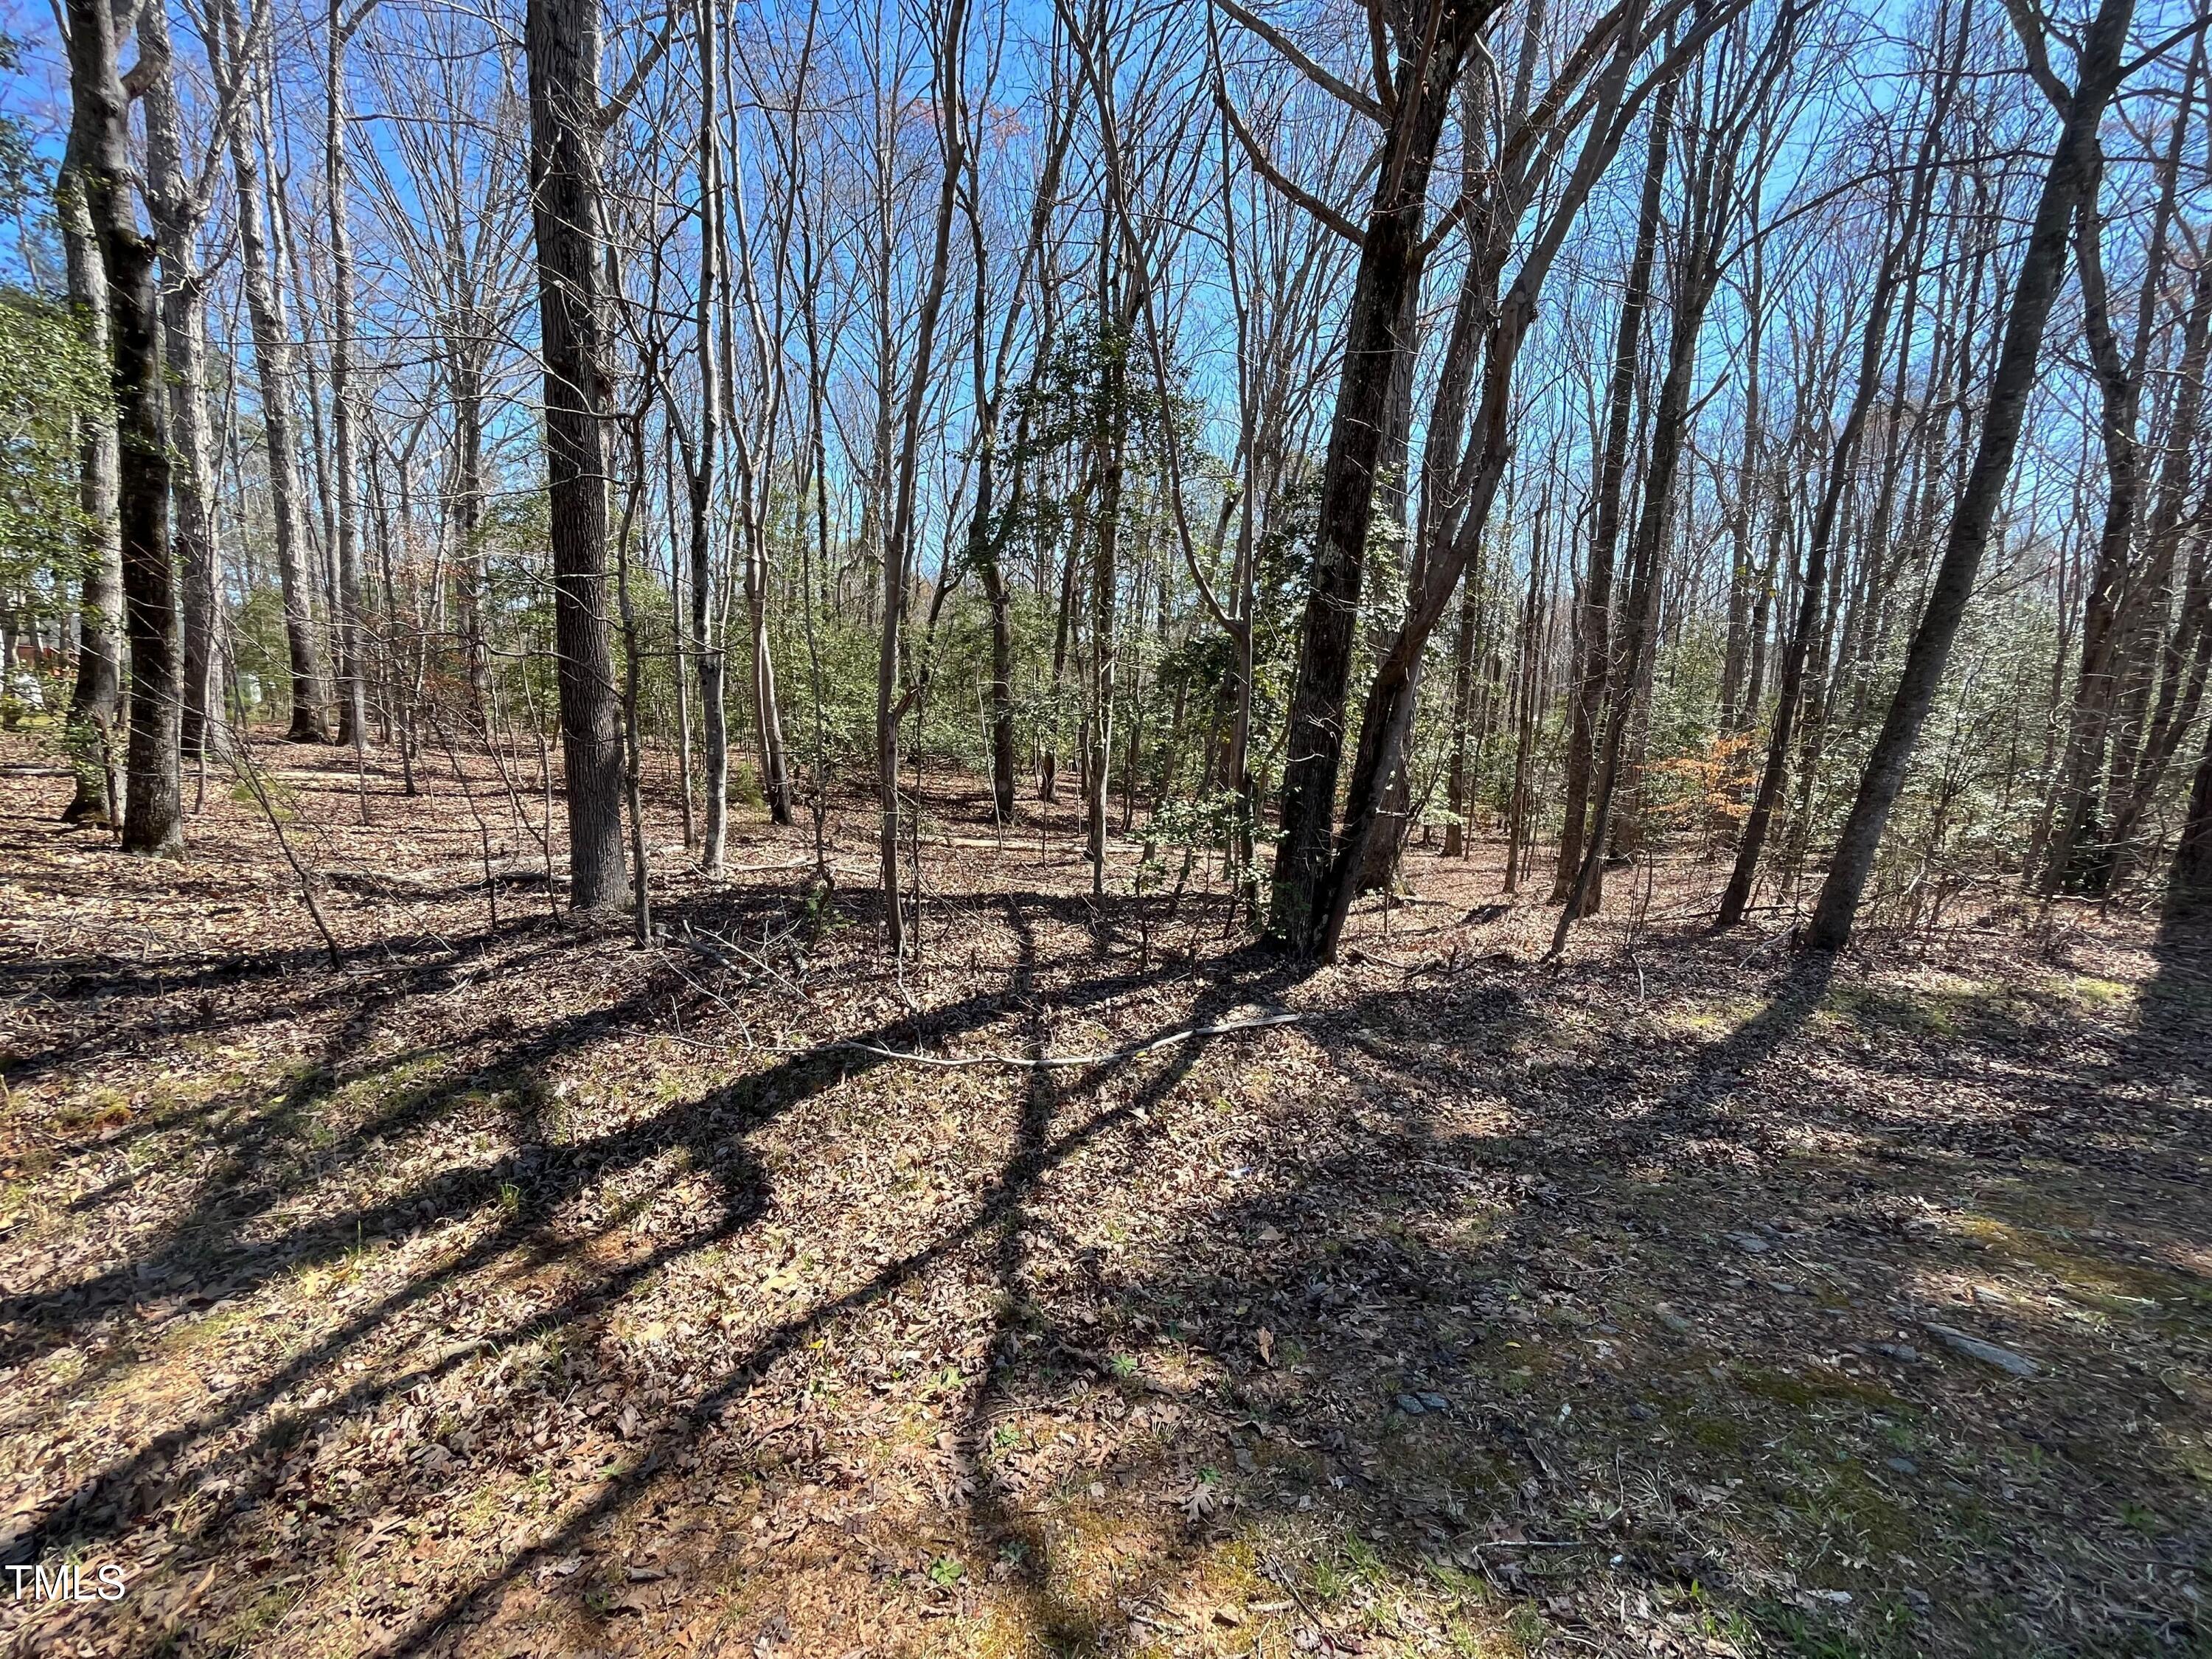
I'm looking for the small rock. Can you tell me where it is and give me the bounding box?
[1884,1456,1917,1475]
[1419,1391,1448,1411]
[1654,1304,1694,1335]
[1397,1394,1425,1416]
[1628,1402,1656,1422]
[1725,1231,1772,1256]
[1923,1322,2039,1377]
[1872,1343,1919,1364]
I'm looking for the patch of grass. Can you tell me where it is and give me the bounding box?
[1502,1601,1548,1652]
[1823,982,1961,1038]
[2054,973,2135,1012]
[1736,1364,1902,1413]
[1750,1597,1926,1659]
[1949,1211,2202,1307]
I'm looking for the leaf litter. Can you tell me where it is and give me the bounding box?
[0,736,2207,1656]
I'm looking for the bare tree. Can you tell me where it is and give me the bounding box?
[875,0,971,953]
[526,0,630,910]
[1809,0,2138,952]
[215,0,330,742]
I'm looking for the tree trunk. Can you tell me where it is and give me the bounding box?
[2045,58,2199,895]
[2104,268,2212,886]
[1552,41,1773,952]
[874,0,969,952]
[1312,10,1670,962]
[2171,709,2212,919]
[1040,498,1083,801]
[525,0,629,911]
[689,0,729,872]
[1268,1,1492,951]
[220,0,329,742]
[981,554,1015,821]
[452,356,490,720]
[66,0,181,854]
[1088,307,1125,902]
[1441,552,1482,858]
[1501,538,1543,893]
[1808,0,2135,953]
[745,516,792,825]
[140,0,224,766]
[1556,80,1671,904]
[54,161,122,824]
[1720,34,1955,925]
[326,0,368,753]
[1719,236,1764,735]
[164,282,220,761]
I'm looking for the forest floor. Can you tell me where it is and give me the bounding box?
[0,733,2208,1659]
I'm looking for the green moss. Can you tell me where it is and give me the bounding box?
[1735,1365,1902,1413]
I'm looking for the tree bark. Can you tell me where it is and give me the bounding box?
[688,0,730,871]
[65,0,182,854]
[1268,0,1498,952]
[326,0,369,753]
[1441,547,1483,857]
[55,156,122,824]
[140,0,225,765]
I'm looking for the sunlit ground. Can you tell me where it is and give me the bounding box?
[1,736,2205,1657]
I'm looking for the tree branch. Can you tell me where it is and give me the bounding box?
[1210,0,1385,122]
[1215,80,1368,246]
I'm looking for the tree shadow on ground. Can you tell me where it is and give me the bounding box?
[2,788,2206,1658]
[885,936,2207,1658]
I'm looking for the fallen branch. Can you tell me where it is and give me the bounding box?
[1345,945,1447,975]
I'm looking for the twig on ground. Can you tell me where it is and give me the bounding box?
[223,732,348,973]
